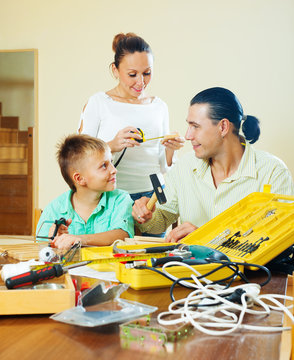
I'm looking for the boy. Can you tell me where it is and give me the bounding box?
[36,134,134,249]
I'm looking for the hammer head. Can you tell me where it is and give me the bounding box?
[150,174,167,205]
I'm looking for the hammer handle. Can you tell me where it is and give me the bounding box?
[147,193,157,210]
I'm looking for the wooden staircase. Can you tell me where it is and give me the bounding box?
[0,102,33,235]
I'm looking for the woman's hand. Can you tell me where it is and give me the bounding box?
[132,196,154,223]
[165,222,198,243]
[108,126,142,153]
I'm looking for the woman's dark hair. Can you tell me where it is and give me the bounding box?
[190,87,260,144]
[112,32,152,68]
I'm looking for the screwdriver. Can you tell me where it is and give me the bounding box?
[5,262,83,289]
[36,217,67,241]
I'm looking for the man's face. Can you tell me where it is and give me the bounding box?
[185,103,223,160]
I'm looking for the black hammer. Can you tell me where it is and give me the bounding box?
[147,174,167,210]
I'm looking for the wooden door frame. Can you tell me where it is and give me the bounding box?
[0,49,38,235]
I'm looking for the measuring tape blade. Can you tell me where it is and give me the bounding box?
[32,252,167,270]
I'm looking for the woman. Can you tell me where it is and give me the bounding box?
[78,33,184,207]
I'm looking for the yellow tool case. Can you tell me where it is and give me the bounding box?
[82,192,294,290]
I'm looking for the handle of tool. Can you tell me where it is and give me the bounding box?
[5,264,64,289]
[145,245,179,253]
[147,192,157,210]
[147,256,184,267]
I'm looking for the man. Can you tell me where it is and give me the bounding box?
[132,87,294,242]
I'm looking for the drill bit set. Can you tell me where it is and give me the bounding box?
[183,192,294,268]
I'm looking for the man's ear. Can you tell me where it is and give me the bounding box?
[219,118,230,137]
[73,172,86,186]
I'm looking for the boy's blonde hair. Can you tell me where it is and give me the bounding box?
[57,134,109,192]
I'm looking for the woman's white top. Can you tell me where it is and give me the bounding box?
[79,92,170,193]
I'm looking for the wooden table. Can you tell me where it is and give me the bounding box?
[0,268,290,360]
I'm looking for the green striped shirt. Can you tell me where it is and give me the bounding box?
[138,143,294,234]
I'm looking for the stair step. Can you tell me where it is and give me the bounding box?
[0,116,19,129]
[0,160,27,175]
[0,144,27,160]
[0,128,28,144]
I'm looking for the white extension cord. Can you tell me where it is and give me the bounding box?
[157,261,294,336]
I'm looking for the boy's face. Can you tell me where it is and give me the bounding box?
[77,149,117,193]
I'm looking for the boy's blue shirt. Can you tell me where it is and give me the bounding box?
[36,189,134,240]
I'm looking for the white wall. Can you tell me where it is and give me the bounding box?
[0,0,293,208]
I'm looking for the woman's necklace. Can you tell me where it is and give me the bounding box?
[109,87,153,105]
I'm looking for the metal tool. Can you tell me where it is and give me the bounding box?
[60,242,81,264]
[241,237,270,257]
[242,209,276,237]
[216,231,241,250]
[5,253,168,289]
[147,174,167,210]
[36,217,67,241]
[112,242,180,254]
[207,229,231,245]
[144,134,179,142]
[133,128,179,143]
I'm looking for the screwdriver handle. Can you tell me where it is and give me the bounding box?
[145,245,179,253]
[5,264,64,289]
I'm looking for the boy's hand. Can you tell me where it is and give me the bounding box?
[49,219,72,239]
[51,233,82,250]
[132,196,154,223]
[165,222,198,243]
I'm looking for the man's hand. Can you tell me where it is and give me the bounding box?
[132,196,155,223]
[165,222,198,243]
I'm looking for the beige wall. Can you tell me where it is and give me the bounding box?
[0,0,293,209]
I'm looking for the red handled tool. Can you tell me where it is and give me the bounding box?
[5,253,169,289]
[5,262,84,289]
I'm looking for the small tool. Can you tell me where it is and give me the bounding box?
[242,209,276,237]
[6,253,168,289]
[144,133,179,142]
[36,217,67,241]
[207,229,231,245]
[147,174,167,210]
[126,245,230,268]
[60,242,81,264]
[216,231,241,250]
[131,128,145,143]
[133,128,179,143]
[5,262,79,289]
[113,242,180,254]
[241,237,270,257]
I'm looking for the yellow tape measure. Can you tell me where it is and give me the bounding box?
[33,252,167,270]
